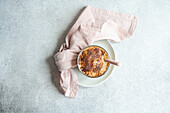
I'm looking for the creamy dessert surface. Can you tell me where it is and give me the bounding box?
[78,46,109,77]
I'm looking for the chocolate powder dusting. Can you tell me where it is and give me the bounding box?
[78,46,109,77]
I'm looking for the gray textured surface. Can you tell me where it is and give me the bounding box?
[0,0,170,113]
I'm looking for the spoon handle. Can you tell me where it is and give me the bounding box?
[104,58,121,66]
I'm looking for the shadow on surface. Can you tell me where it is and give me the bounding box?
[46,7,85,94]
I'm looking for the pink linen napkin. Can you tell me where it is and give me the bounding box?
[54,6,137,98]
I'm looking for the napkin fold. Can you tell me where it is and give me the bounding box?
[54,6,137,98]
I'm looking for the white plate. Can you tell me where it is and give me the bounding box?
[74,40,115,87]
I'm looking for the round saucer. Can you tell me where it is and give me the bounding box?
[74,40,115,87]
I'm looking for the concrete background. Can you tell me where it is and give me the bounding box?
[0,0,170,113]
